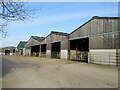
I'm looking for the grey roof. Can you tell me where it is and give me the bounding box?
[51,31,69,36]
[1,46,16,50]
[17,41,27,50]
[31,36,45,42]
[2,46,16,48]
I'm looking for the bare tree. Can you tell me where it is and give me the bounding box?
[0,22,7,38]
[0,0,38,37]
[0,0,36,21]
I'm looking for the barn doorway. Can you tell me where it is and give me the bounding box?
[5,50,10,55]
[70,38,89,62]
[13,49,15,55]
[51,42,61,59]
[41,44,47,57]
[31,45,40,56]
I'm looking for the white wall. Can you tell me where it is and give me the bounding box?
[88,49,120,65]
[23,48,26,56]
[10,53,13,55]
[46,50,51,58]
[61,50,68,60]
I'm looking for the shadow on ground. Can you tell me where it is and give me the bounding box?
[2,56,41,77]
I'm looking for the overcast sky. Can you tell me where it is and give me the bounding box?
[1,2,118,47]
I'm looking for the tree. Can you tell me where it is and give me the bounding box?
[0,0,37,37]
[0,22,7,38]
[0,0,36,21]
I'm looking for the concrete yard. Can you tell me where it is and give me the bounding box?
[1,55,118,88]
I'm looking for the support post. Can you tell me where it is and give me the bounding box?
[68,40,70,60]
[116,49,119,66]
[50,43,52,58]
[39,45,41,57]
[76,41,78,59]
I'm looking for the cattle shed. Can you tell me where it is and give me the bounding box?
[17,41,27,56]
[25,36,44,56]
[1,46,16,55]
[69,16,120,65]
[40,31,69,59]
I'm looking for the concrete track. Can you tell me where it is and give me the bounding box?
[2,55,118,88]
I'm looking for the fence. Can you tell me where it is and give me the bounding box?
[41,52,46,58]
[89,49,120,66]
[70,50,88,62]
[51,52,60,59]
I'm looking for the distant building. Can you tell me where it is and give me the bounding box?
[0,46,16,55]
[17,41,27,56]
[25,36,44,56]
[40,31,69,59]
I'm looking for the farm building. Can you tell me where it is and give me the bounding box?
[0,46,16,55]
[40,31,69,59]
[17,41,27,56]
[5,16,119,66]
[69,16,120,65]
[25,36,44,56]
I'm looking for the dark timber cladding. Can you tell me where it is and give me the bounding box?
[69,16,120,62]
[69,16,120,49]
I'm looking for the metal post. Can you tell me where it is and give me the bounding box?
[116,49,118,66]
[50,44,52,58]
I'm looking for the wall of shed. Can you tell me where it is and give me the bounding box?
[25,38,40,49]
[69,18,119,65]
[41,33,68,59]
[1,47,16,55]
[61,50,68,59]
[90,33,120,49]
[88,49,120,65]
[69,19,119,49]
[46,50,51,58]
[61,40,68,59]
[25,49,31,56]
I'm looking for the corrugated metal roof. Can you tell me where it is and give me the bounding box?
[31,36,45,42]
[17,41,27,50]
[51,31,69,36]
[2,46,16,49]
